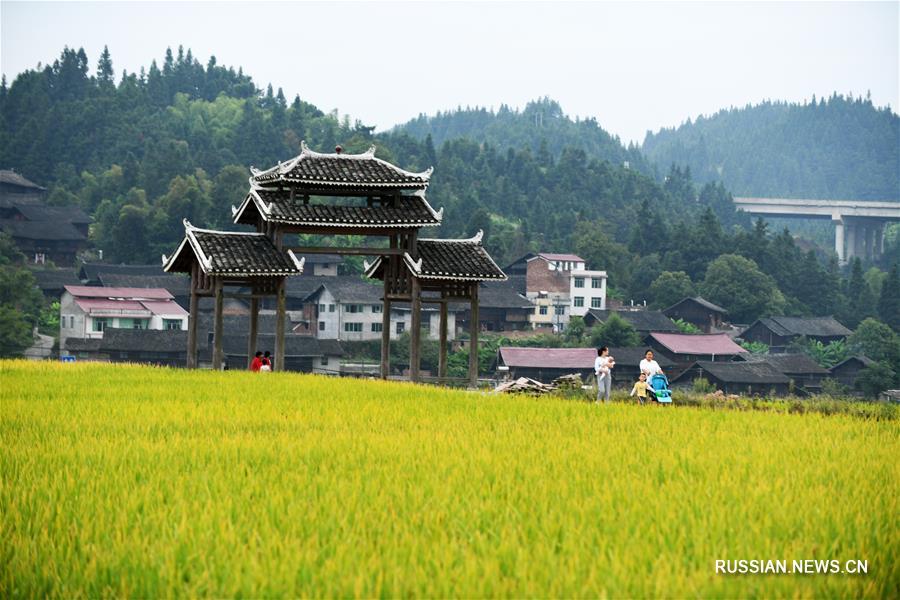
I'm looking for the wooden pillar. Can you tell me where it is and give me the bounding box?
[187,265,199,368]
[247,296,259,368]
[438,300,448,381]
[410,276,422,382]
[275,278,286,372]
[381,279,391,379]
[213,278,224,370]
[468,283,479,388]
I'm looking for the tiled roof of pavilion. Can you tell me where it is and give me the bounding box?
[250,142,432,190]
[233,188,442,228]
[162,220,304,277]
[365,231,507,283]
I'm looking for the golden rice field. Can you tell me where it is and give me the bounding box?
[1,361,898,598]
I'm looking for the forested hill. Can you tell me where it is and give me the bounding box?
[393,97,652,174]
[642,95,900,200]
[2,46,898,330]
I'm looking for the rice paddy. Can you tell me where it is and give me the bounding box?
[1,361,897,597]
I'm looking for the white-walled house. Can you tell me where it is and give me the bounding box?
[60,285,188,352]
[305,278,456,342]
[569,269,608,317]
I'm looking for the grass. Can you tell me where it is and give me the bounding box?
[2,361,898,598]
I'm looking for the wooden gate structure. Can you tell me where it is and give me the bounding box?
[164,142,506,385]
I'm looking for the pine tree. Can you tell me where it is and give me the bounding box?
[96,45,114,86]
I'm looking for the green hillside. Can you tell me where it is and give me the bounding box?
[642,95,900,200]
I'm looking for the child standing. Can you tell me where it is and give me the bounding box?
[629,372,649,405]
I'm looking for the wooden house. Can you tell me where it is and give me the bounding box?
[663,296,728,332]
[671,361,792,396]
[740,316,852,352]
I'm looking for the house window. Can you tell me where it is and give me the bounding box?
[320,356,328,366]
[319,303,326,313]
[396,322,405,334]
[343,322,363,332]
[372,304,382,313]
[121,318,148,330]
[574,297,584,307]
[346,304,364,313]
[164,319,182,330]
[574,277,585,288]
[371,323,383,332]
[554,306,565,316]
[539,306,548,315]
[328,304,335,312]
[592,278,603,289]
[591,298,602,309]
[319,321,326,331]
[92,318,109,332]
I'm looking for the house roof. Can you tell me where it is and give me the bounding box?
[364,231,506,283]
[740,353,830,375]
[303,276,384,304]
[499,347,597,369]
[606,347,675,368]
[585,309,680,333]
[0,219,86,241]
[163,220,304,277]
[535,253,585,263]
[30,268,81,292]
[830,356,877,371]
[98,273,191,295]
[234,187,441,229]
[648,332,747,356]
[9,203,91,224]
[0,170,46,191]
[673,361,791,385]
[301,253,342,265]
[64,285,174,300]
[64,337,103,352]
[250,142,431,190]
[748,316,852,338]
[478,278,533,309]
[665,296,728,315]
[99,328,188,353]
[78,262,168,282]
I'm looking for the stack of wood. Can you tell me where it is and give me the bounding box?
[552,373,583,390]
[493,377,556,395]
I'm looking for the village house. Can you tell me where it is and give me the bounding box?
[645,332,748,373]
[456,276,533,332]
[828,356,876,391]
[301,276,457,342]
[671,361,792,396]
[219,333,344,373]
[60,285,188,352]
[99,329,189,367]
[303,254,342,276]
[569,269,608,316]
[582,308,680,336]
[740,316,853,352]
[738,353,830,393]
[663,296,728,332]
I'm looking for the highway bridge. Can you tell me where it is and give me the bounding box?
[733,197,900,263]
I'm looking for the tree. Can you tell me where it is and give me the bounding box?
[878,263,900,331]
[589,313,641,347]
[701,254,785,323]
[96,45,114,87]
[649,271,695,309]
[0,305,32,357]
[854,362,896,399]
[847,318,900,365]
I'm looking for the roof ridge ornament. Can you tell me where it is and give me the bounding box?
[286,250,305,273]
[231,205,238,218]
[469,229,484,244]
[183,218,195,231]
[160,254,168,266]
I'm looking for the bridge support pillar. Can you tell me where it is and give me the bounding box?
[846,223,857,261]
[875,224,885,258]
[866,226,876,261]
[833,218,845,263]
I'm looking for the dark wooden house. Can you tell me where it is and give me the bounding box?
[663,296,728,332]
[99,328,188,367]
[740,316,852,352]
[671,361,792,396]
[738,353,830,392]
[457,276,533,332]
[829,356,876,390]
[645,332,747,373]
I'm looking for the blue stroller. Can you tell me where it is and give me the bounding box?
[649,374,673,404]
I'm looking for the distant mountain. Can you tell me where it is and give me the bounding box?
[642,94,900,201]
[393,97,652,174]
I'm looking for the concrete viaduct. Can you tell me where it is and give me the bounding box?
[733,197,900,264]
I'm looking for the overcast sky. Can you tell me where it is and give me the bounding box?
[2,1,897,144]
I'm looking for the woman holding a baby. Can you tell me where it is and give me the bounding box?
[594,346,615,403]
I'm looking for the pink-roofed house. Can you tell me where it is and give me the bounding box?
[60,285,189,352]
[646,332,747,372]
